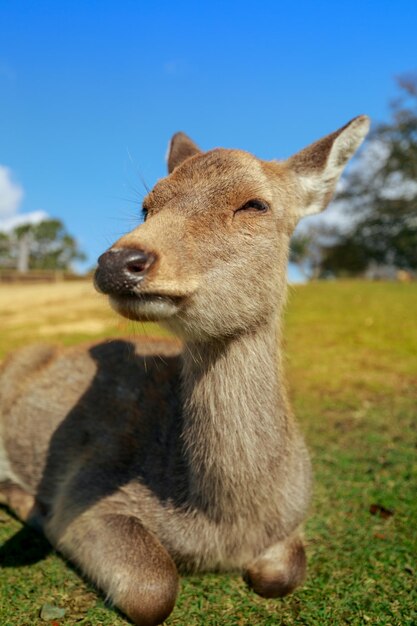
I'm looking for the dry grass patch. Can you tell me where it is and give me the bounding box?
[0,281,169,359]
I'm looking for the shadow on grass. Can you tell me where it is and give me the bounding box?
[0,514,52,567]
[0,507,129,623]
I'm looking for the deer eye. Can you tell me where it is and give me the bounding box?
[142,206,149,221]
[235,199,269,214]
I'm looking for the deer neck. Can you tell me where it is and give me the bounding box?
[180,314,290,521]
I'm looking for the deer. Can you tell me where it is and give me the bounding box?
[0,115,369,626]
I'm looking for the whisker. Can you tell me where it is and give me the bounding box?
[127,147,151,193]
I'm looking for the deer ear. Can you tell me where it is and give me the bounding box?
[167,132,201,173]
[288,115,370,219]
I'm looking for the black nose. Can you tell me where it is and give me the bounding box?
[94,248,156,295]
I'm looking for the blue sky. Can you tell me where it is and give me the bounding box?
[1,1,416,277]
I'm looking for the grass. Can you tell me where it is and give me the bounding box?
[0,280,416,625]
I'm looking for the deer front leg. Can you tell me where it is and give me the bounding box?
[46,510,179,626]
[243,532,306,598]
[0,481,45,529]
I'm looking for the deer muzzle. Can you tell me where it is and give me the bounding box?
[94,248,156,296]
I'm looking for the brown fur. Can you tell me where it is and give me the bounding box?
[0,116,369,625]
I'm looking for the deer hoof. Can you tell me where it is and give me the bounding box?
[114,562,179,626]
[243,536,307,599]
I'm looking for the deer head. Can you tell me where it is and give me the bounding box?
[95,116,369,341]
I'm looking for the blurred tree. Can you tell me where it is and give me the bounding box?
[0,231,13,268]
[310,74,417,277]
[1,219,85,271]
[319,238,370,276]
[290,230,325,280]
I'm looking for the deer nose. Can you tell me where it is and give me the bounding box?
[94,248,156,295]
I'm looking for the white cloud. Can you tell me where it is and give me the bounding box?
[0,165,48,231]
[380,171,417,201]
[0,165,23,218]
[0,210,49,231]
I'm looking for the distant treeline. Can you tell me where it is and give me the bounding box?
[0,269,89,284]
[0,218,85,273]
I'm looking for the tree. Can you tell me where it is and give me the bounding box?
[0,218,85,271]
[314,74,417,276]
[290,229,328,280]
[0,231,13,268]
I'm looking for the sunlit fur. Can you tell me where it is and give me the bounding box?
[109,294,181,321]
[0,116,369,626]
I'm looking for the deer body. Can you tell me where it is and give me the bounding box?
[0,117,369,625]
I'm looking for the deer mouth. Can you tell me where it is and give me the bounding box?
[109,292,184,321]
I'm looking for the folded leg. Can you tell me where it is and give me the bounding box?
[46,509,179,626]
[243,532,306,598]
[0,481,43,527]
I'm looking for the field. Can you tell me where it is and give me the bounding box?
[0,280,416,625]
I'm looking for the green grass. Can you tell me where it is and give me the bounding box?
[1,281,416,625]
